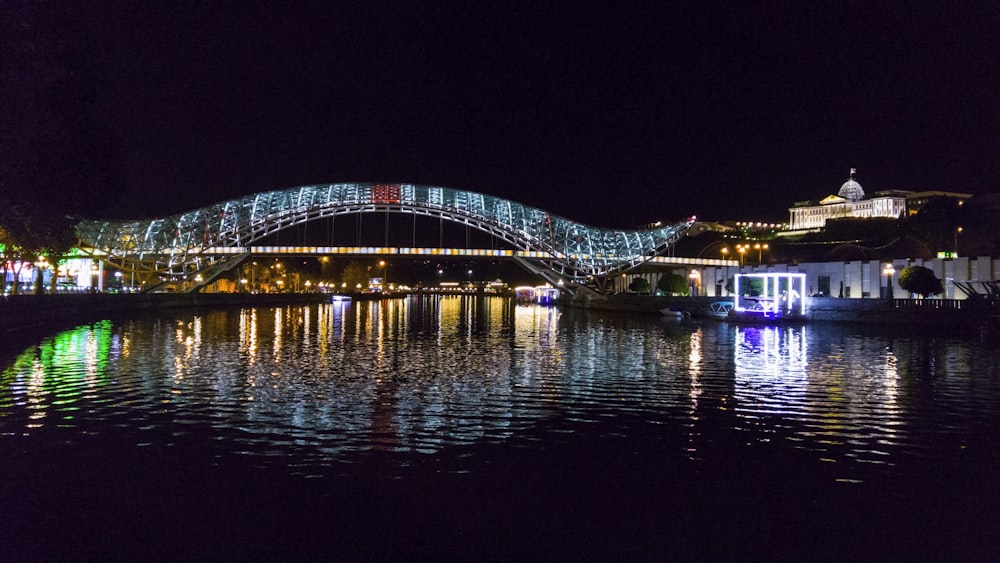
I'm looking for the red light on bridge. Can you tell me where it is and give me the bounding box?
[372,184,401,204]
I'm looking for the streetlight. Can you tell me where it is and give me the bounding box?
[379,260,388,294]
[736,244,747,267]
[883,264,895,300]
[720,247,730,261]
[955,226,963,257]
[754,243,769,264]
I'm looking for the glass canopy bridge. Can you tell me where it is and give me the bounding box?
[75,182,700,293]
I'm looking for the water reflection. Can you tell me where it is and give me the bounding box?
[1,301,999,480]
[730,324,908,473]
[733,325,809,409]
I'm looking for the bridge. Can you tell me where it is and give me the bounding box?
[75,182,699,293]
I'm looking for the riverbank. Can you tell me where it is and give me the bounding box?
[0,292,332,339]
[563,292,1000,332]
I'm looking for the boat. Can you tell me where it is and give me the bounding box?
[515,285,561,305]
[707,301,735,319]
[660,308,687,319]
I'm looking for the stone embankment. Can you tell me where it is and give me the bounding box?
[0,293,330,338]
[563,293,998,331]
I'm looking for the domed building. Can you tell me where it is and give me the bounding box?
[837,169,865,201]
[787,168,908,231]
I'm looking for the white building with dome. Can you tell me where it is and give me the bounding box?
[788,169,908,230]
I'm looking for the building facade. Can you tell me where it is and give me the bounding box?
[788,169,908,230]
[787,169,972,231]
[627,254,1000,302]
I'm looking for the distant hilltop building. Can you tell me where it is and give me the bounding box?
[787,168,972,231]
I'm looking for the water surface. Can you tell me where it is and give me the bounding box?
[2,297,997,560]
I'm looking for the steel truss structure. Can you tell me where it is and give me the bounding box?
[76,183,693,286]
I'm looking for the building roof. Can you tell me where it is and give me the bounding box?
[838,168,865,201]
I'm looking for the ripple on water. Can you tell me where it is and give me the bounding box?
[1,302,999,481]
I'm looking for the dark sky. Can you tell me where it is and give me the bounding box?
[4,2,999,227]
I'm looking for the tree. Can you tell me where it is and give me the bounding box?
[657,273,688,296]
[898,265,943,298]
[899,196,967,254]
[339,261,369,292]
[0,200,78,294]
[726,275,763,296]
[628,277,651,294]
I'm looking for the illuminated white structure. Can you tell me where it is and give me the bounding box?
[788,169,907,230]
[75,182,694,292]
[733,272,808,320]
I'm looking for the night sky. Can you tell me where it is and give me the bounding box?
[3,2,999,228]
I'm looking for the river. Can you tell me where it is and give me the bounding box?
[1,296,997,560]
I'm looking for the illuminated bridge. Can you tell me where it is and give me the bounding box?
[76,183,696,292]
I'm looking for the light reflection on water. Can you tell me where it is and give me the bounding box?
[2,297,999,479]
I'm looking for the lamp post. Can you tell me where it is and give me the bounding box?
[883,264,895,300]
[720,247,730,261]
[34,256,49,294]
[688,270,700,297]
[955,226,963,257]
[754,243,769,264]
[736,244,747,267]
[379,260,388,294]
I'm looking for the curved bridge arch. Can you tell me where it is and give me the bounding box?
[76,182,693,287]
